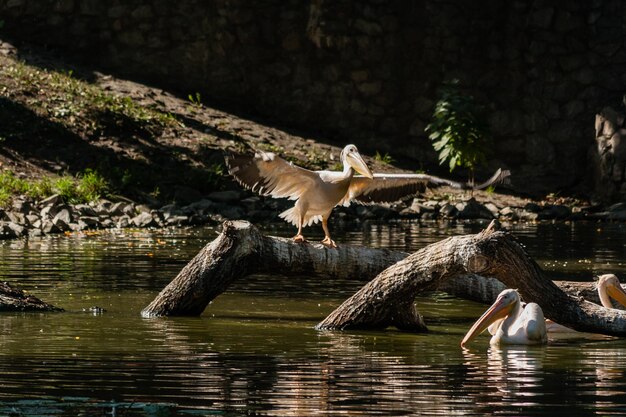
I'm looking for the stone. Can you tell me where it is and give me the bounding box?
[12,200,32,214]
[357,82,382,96]
[174,186,205,205]
[439,203,458,219]
[499,207,519,220]
[131,212,157,228]
[53,217,70,232]
[131,5,152,19]
[78,0,100,15]
[7,222,25,237]
[0,223,17,239]
[53,208,73,225]
[207,191,241,204]
[186,199,215,213]
[538,205,571,220]
[456,199,494,220]
[78,217,101,230]
[282,32,300,51]
[42,220,61,234]
[26,214,39,225]
[165,215,190,226]
[220,206,246,219]
[74,204,98,217]
[484,203,500,217]
[410,199,436,214]
[29,229,44,238]
[530,8,554,28]
[41,204,68,220]
[39,194,64,207]
[116,215,131,229]
[523,202,542,213]
[109,202,127,216]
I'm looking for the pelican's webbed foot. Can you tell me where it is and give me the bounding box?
[321,237,337,248]
[293,234,307,244]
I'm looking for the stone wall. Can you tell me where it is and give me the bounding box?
[1,0,626,200]
[593,108,626,202]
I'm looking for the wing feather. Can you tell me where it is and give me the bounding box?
[225,151,320,200]
[346,169,510,205]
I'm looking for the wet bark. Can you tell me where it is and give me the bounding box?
[318,222,626,335]
[143,220,626,336]
[141,220,408,318]
[0,281,62,312]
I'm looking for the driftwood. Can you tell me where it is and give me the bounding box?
[142,220,626,336]
[0,281,62,312]
[141,220,406,318]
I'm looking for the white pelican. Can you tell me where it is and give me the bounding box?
[597,273,626,309]
[544,274,626,333]
[461,289,547,347]
[226,144,510,248]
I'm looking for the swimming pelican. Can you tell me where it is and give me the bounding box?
[544,274,626,333]
[226,144,510,247]
[597,274,626,309]
[461,289,547,347]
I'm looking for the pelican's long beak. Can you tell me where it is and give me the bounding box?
[461,298,512,347]
[348,152,374,179]
[608,282,626,308]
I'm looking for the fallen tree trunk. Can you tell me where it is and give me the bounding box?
[438,275,604,306]
[141,220,411,320]
[318,222,626,335]
[0,281,62,312]
[143,220,617,329]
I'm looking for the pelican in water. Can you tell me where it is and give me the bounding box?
[544,273,626,333]
[461,289,547,347]
[226,144,509,248]
[596,274,626,309]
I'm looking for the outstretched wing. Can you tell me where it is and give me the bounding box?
[345,168,510,205]
[225,151,320,200]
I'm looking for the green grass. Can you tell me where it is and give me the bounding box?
[1,60,182,137]
[0,169,110,207]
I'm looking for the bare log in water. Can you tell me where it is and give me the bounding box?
[140,221,411,322]
[318,222,626,335]
[142,221,608,331]
[143,220,625,336]
[0,281,62,312]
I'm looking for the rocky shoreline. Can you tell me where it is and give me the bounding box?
[1,190,625,241]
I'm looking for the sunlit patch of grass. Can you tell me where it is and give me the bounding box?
[0,169,110,207]
[0,59,183,138]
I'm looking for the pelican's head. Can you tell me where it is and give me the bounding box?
[461,289,520,347]
[597,274,626,309]
[340,144,374,179]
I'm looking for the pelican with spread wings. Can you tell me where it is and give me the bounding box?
[225,144,509,248]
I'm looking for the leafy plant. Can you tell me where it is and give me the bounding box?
[76,169,109,202]
[188,92,202,108]
[374,151,394,165]
[425,79,490,185]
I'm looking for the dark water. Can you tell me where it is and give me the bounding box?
[0,220,625,416]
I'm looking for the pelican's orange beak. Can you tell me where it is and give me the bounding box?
[348,151,374,179]
[461,297,513,347]
[608,281,626,308]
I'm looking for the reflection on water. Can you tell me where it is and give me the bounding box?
[0,220,624,416]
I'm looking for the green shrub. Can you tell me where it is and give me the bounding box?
[425,79,490,184]
[76,169,109,202]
